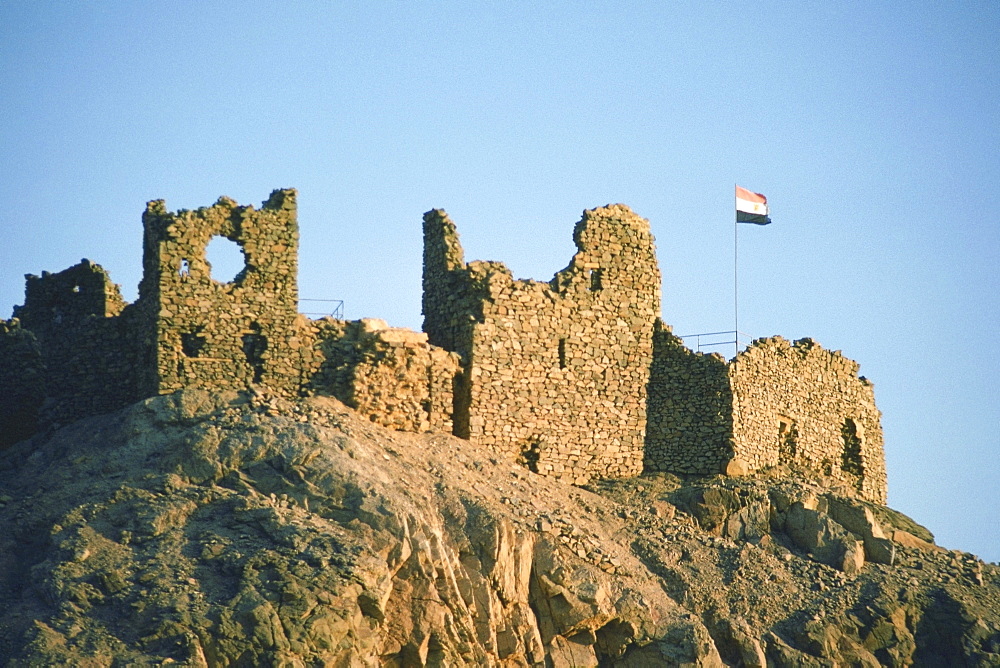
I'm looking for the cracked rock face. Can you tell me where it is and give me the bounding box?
[1,389,998,666]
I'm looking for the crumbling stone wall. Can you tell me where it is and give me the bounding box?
[138,190,306,397]
[645,334,886,503]
[1,190,888,504]
[0,319,44,448]
[11,261,143,427]
[309,318,459,433]
[644,323,734,474]
[423,204,661,484]
[19,260,127,321]
[730,337,886,503]
[1,192,459,446]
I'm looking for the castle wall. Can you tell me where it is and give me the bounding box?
[19,260,127,320]
[643,333,886,502]
[423,205,660,484]
[1,190,889,504]
[138,190,305,397]
[0,320,44,448]
[644,323,734,474]
[309,318,460,433]
[730,337,887,503]
[421,210,484,366]
[10,261,143,427]
[1,192,459,445]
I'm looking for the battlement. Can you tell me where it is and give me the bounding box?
[1,190,887,502]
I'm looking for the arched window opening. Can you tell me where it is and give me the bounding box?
[841,418,864,477]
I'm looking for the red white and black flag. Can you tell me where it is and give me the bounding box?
[736,185,771,225]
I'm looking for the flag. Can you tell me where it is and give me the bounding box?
[736,185,771,225]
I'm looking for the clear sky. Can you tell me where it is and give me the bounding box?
[2,2,998,562]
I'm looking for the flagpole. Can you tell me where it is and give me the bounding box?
[734,184,739,358]
[733,185,740,440]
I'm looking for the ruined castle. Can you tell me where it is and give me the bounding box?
[0,190,887,503]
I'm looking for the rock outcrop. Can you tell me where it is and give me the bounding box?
[0,390,997,665]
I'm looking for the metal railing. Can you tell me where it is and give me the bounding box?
[676,329,753,354]
[299,299,344,319]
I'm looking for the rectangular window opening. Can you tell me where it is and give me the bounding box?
[841,418,864,477]
[590,268,603,292]
[242,324,268,383]
[181,330,206,358]
[777,416,797,459]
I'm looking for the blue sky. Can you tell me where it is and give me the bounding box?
[2,2,998,562]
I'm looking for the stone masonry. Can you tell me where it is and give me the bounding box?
[423,204,661,484]
[0,319,44,448]
[139,190,309,397]
[1,190,886,502]
[10,260,143,427]
[729,336,886,503]
[644,322,734,477]
[645,329,886,503]
[308,317,460,434]
[1,191,458,445]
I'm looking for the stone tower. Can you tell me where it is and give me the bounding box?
[137,189,302,396]
[423,204,661,484]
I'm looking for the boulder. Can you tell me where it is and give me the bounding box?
[724,458,750,477]
[827,496,896,565]
[892,529,946,553]
[786,502,866,574]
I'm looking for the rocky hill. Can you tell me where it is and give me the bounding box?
[0,389,997,666]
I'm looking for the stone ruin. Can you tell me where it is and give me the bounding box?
[0,191,458,444]
[645,328,886,503]
[422,205,660,484]
[0,190,887,503]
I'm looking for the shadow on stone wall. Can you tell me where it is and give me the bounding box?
[644,321,734,475]
[0,321,44,448]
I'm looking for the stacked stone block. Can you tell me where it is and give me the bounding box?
[0,319,44,447]
[729,337,886,503]
[138,190,303,397]
[423,204,661,484]
[644,333,887,503]
[309,318,459,433]
[10,261,143,427]
[420,209,483,364]
[18,260,127,321]
[644,323,734,474]
[0,190,888,506]
[1,192,462,446]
